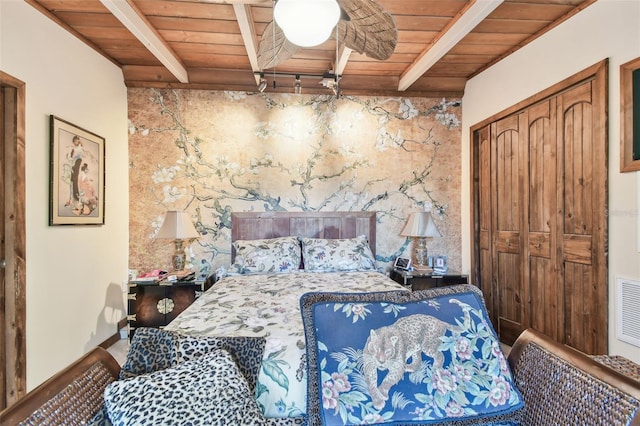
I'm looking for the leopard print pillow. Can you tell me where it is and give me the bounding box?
[119,327,177,379]
[120,327,266,391]
[177,334,265,391]
[105,349,267,426]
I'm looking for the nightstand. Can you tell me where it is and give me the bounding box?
[389,268,469,291]
[127,279,213,338]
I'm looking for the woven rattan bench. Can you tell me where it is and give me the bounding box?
[591,354,640,381]
[508,328,640,426]
[0,347,120,426]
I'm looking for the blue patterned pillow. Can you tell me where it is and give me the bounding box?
[301,235,376,272]
[300,285,523,425]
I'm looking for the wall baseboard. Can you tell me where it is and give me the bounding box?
[98,317,128,349]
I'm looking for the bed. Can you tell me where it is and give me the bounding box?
[117,212,527,425]
[164,211,407,421]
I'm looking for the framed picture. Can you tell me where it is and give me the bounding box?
[394,257,412,271]
[429,255,448,273]
[49,115,105,225]
[621,56,640,172]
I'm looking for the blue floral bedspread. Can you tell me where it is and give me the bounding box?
[164,271,406,419]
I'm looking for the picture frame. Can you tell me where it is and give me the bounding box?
[394,257,412,271]
[49,115,105,225]
[429,255,448,273]
[620,56,640,172]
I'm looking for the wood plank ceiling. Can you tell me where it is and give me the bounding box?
[26,0,595,97]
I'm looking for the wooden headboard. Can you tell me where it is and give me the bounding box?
[230,211,377,261]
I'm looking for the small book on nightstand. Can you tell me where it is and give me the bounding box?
[166,270,196,282]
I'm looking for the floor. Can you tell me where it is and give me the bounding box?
[106,336,129,366]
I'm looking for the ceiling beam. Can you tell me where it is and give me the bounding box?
[335,46,352,76]
[398,0,503,92]
[99,0,189,83]
[233,4,261,86]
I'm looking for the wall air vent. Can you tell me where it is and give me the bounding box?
[616,277,640,348]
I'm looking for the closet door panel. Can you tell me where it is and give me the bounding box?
[526,100,560,341]
[477,126,495,324]
[564,262,596,353]
[497,251,522,344]
[558,80,604,354]
[562,86,594,236]
[493,115,525,345]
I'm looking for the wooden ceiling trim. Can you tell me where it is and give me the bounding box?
[100,0,189,83]
[398,0,504,91]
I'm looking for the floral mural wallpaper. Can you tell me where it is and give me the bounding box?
[127,88,462,275]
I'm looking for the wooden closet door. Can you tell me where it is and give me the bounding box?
[525,99,562,342]
[491,114,526,345]
[557,79,607,354]
[476,126,494,324]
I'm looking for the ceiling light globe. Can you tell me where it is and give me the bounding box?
[274,0,340,47]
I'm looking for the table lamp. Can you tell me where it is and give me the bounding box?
[400,210,441,271]
[156,210,200,271]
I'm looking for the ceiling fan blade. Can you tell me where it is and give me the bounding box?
[337,0,397,61]
[257,21,300,70]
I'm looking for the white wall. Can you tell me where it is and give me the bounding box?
[461,0,640,362]
[1,1,129,389]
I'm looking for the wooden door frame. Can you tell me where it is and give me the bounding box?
[0,71,26,410]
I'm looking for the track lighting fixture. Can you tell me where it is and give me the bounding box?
[257,73,267,93]
[294,75,302,94]
[253,71,339,95]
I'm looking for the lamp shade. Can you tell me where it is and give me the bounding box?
[400,211,441,238]
[274,0,340,47]
[156,211,200,240]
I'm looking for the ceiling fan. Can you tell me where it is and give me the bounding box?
[257,0,398,70]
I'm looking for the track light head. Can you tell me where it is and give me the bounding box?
[258,75,267,93]
[294,75,302,94]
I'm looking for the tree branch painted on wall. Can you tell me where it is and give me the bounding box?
[128,89,462,272]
